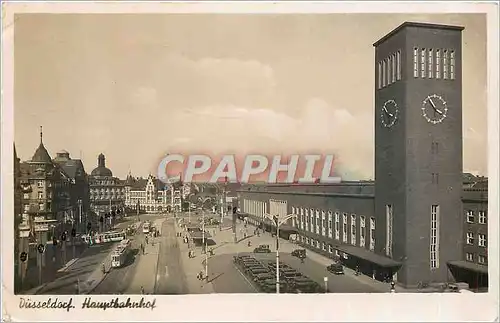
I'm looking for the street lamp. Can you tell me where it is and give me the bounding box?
[263,212,297,294]
[198,196,211,281]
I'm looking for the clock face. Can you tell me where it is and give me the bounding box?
[422,94,448,124]
[381,100,399,128]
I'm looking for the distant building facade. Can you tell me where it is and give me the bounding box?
[124,174,170,213]
[89,153,125,215]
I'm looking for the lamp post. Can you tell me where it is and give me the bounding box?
[77,199,82,233]
[263,212,297,294]
[198,196,211,281]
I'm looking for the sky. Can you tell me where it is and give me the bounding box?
[13,13,487,180]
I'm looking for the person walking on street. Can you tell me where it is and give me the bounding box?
[145,236,149,245]
[141,286,145,295]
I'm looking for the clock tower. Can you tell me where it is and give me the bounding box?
[373,22,464,288]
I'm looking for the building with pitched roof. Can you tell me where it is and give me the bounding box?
[123,174,170,213]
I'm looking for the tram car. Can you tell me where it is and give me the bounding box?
[111,239,132,268]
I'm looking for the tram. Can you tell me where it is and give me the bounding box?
[111,239,132,268]
[82,230,126,245]
[142,222,151,234]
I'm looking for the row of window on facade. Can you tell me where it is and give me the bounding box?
[91,188,124,193]
[24,203,51,212]
[378,51,402,89]
[413,47,456,80]
[466,210,487,224]
[244,199,443,271]
[290,206,377,252]
[129,191,166,197]
[296,235,347,258]
[33,180,66,188]
[466,232,487,248]
[465,252,487,265]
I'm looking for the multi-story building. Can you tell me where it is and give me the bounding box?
[88,153,125,215]
[238,22,488,290]
[52,150,90,231]
[124,174,170,213]
[18,128,74,254]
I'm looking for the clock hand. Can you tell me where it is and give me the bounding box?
[428,98,437,109]
[383,107,394,118]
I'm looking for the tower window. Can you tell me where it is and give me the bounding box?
[387,57,392,85]
[413,47,418,78]
[443,50,448,79]
[450,50,455,80]
[396,51,401,80]
[430,205,440,269]
[436,49,441,79]
[382,59,387,86]
[385,205,393,257]
[421,48,426,78]
[428,49,433,78]
[378,62,382,89]
[392,53,396,83]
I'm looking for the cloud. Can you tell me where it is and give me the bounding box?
[160,98,373,179]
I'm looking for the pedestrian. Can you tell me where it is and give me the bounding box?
[141,286,145,295]
[145,236,149,245]
[372,269,376,280]
[101,263,106,274]
[390,281,396,293]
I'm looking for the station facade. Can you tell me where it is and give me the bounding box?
[237,22,488,290]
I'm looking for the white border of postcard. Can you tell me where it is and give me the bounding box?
[2,1,499,322]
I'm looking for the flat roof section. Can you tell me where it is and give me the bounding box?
[373,21,465,47]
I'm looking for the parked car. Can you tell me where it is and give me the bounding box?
[253,244,271,253]
[291,248,306,259]
[326,263,344,275]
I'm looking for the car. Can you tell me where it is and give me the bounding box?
[252,273,274,282]
[253,245,271,253]
[326,263,344,275]
[258,279,288,293]
[291,248,306,259]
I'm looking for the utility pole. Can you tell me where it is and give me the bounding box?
[37,230,42,286]
[202,211,208,281]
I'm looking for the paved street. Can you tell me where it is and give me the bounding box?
[26,211,394,295]
[154,218,188,294]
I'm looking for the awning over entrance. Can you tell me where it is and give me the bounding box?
[448,260,488,275]
[334,244,401,268]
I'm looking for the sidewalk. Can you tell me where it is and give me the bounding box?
[124,219,164,294]
[175,221,214,294]
[212,221,404,293]
[80,251,113,294]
